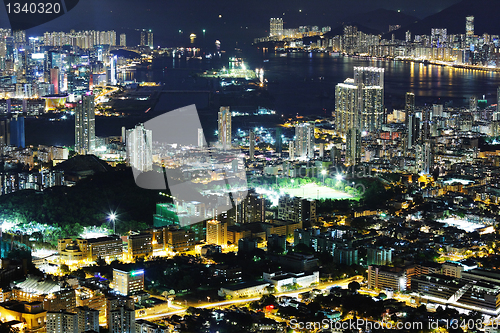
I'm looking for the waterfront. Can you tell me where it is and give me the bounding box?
[26,51,500,146]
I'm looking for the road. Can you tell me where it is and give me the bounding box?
[139,275,364,321]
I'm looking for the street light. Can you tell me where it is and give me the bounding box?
[336,174,343,181]
[321,169,327,184]
[108,213,116,235]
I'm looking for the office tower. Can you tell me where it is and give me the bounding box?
[249,130,255,161]
[46,311,78,333]
[405,30,411,43]
[406,115,420,150]
[295,122,315,160]
[10,115,24,148]
[269,18,283,37]
[197,128,204,148]
[113,268,145,296]
[50,67,60,94]
[75,93,95,155]
[110,55,117,85]
[353,67,384,132]
[140,30,146,46]
[335,79,358,135]
[108,307,135,333]
[218,106,231,150]
[431,28,447,48]
[77,306,99,333]
[119,33,126,47]
[466,16,474,46]
[346,128,361,166]
[288,141,294,160]
[206,220,227,246]
[405,92,415,116]
[147,30,153,48]
[275,127,282,155]
[126,123,153,172]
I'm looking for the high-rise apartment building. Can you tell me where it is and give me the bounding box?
[77,306,99,333]
[108,307,135,333]
[249,130,255,161]
[354,67,384,132]
[75,93,95,155]
[295,123,315,160]
[119,34,126,47]
[269,18,283,38]
[335,79,358,135]
[466,16,474,46]
[46,311,78,333]
[126,124,153,172]
[147,30,153,48]
[206,220,227,246]
[346,128,361,166]
[218,106,231,150]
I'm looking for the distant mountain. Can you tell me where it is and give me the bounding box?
[388,0,500,39]
[346,9,419,33]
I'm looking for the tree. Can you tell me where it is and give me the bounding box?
[60,264,70,275]
[348,281,360,293]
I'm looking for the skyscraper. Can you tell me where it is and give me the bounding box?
[275,127,283,155]
[466,16,474,46]
[218,106,231,150]
[10,115,24,148]
[75,93,95,155]
[353,67,384,132]
[140,30,146,46]
[405,92,415,116]
[295,122,315,160]
[147,30,153,48]
[249,129,255,161]
[119,33,126,47]
[335,79,358,135]
[126,123,153,172]
[269,18,283,38]
[346,128,361,166]
[206,220,227,246]
[110,55,117,85]
[197,128,204,148]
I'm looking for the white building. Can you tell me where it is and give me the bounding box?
[126,124,153,172]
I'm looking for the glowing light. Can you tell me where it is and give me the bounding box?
[130,270,144,276]
[336,174,343,181]
[321,170,327,175]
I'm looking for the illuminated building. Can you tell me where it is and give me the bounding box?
[343,26,358,54]
[77,306,99,333]
[147,30,153,48]
[58,236,122,263]
[335,79,358,135]
[405,93,417,150]
[10,115,24,148]
[108,306,135,333]
[295,122,315,160]
[46,311,77,333]
[44,289,76,313]
[346,128,361,166]
[113,268,145,296]
[140,30,146,46]
[354,67,384,132]
[218,106,231,150]
[275,127,282,155]
[269,18,283,38]
[127,233,152,259]
[367,248,393,266]
[119,34,126,47]
[109,55,117,85]
[277,194,315,225]
[75,93,95,155]
[50,67,60,94]
[466,16,474,46]
[0,301,46,330]
[126,124,153,172]
[206,220,227,246]
[165,227,195,252]
[197,128,204,148]
[249,129,255,161]
[431,28,447,48]
[368,265,406,292]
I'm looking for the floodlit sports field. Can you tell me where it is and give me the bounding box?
[280,183,354,200]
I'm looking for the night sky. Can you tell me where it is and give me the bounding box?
[0,0,462,47]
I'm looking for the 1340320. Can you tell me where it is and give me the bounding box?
[6,2,61,14]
